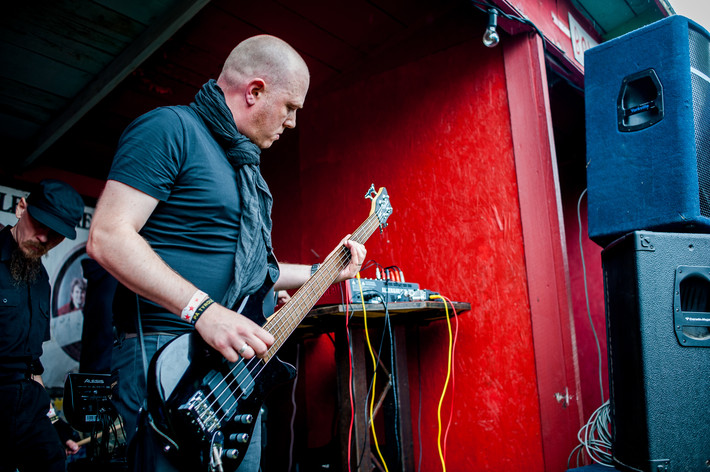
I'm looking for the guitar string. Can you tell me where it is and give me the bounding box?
[261,210,382,347]
[191,254,348,436]
[205,221,365,394]
[205,238,360,424]
[203,218,373,421]
[208,249,351,425]
[254,198,388,351]
[197,212,383,426]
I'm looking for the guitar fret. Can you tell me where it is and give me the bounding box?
[263,210,386,360]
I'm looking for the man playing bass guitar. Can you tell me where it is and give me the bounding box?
[87,35,366,471]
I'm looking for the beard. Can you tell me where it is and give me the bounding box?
[9,246,44,285]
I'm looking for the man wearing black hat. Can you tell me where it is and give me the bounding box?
[0,179,84,471]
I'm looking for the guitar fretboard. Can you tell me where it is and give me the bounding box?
[263,209,385,362]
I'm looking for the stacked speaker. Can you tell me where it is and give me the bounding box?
[585,15,710,472]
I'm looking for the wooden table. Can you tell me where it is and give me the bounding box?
[302,301,470,472]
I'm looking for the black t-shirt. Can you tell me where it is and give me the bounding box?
[109,106,243,333]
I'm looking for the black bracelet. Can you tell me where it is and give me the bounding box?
[191,297,215,325]
[310,263,320,276]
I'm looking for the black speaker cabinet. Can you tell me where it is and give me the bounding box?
[602,231,710,472]
[586,15,710,246]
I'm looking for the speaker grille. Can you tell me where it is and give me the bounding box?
[689,27,710,217]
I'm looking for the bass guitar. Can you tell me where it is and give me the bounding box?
[147,184,393,471]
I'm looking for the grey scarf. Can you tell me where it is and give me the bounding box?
[190,79,278,308]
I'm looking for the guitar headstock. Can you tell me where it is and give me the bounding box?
[365,184,393,228]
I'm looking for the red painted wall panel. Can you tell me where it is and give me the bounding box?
[267,37,545,470]
[503,34,584,470]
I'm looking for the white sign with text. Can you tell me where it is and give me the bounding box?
[569,13,598,67]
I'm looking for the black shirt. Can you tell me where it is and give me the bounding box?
[0,226,50,373]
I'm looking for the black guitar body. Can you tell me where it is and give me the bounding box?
[147,287,296,471]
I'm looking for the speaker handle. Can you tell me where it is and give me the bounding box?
[673,265,710,347]
[617,69,664,132]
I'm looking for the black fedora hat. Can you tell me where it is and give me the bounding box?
[26,180,84,240]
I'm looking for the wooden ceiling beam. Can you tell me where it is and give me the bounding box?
[21,0,211,168]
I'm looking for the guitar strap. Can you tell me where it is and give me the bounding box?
[128,294,174,471]
[136,294,150,383]
[234,295,251,322]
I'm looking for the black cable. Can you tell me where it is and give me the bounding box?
[343,262,406,469]
[384,265,402,279]
[470,0,544,41]
[361,259,384,278]
[356,325,387,466]
[416,325,423,472]
[383,296,402,465]
[471,0,584,94]
[356,290,392,469]
[378,278,401,464]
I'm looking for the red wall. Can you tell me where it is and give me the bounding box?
[266,37,545,470]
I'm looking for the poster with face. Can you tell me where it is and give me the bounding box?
[0,184,93,388]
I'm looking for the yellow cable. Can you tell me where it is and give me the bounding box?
[431,294,453,472]
[357,273,389,472]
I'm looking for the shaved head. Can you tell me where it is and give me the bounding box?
[216,35,310,148]
[218,35,309,90]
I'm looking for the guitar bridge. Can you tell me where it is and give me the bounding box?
[177,358,256,439]
[179,390,221,436]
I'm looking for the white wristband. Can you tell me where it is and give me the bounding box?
[181,290,209,322]
[47,403,58,422]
